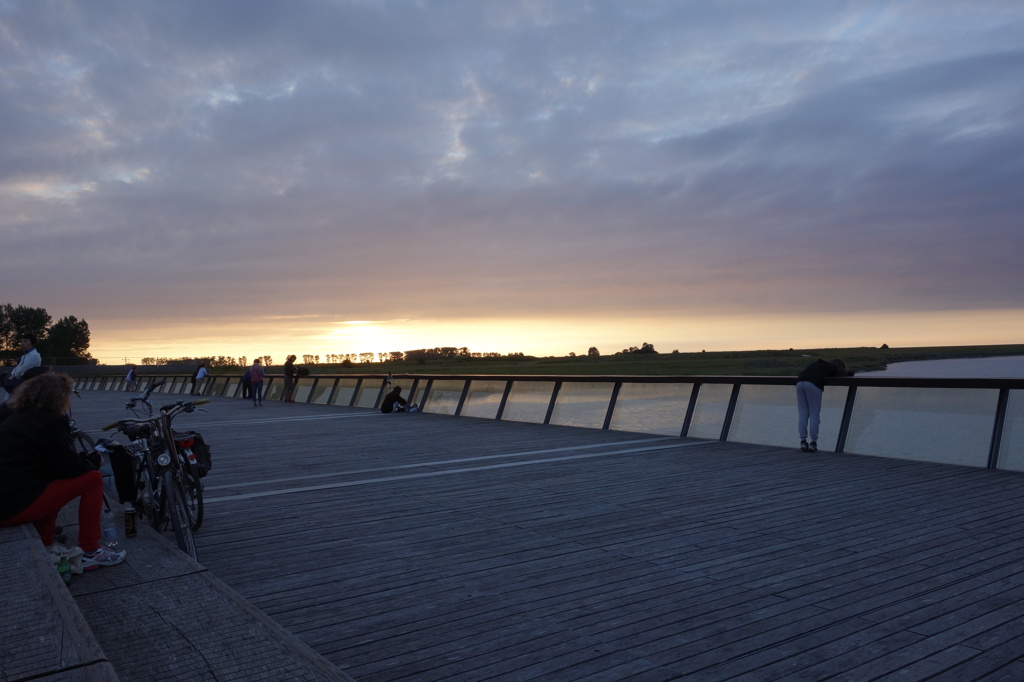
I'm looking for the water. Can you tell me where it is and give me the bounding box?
[858,356,1024,378]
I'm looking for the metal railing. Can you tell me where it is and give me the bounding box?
[74,372,1024,472]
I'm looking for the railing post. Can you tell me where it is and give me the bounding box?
[681,383,701,438]
[603,381,622,430]
[987,388,1010,470]
[720,384,741,441]
[544,381,562,425]
[350,378,362,407]
[495,381,513,420]
[836,386,857,454]
[455,379,471,416]
[421,379,435,411]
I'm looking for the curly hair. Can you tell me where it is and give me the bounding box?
[10,373,74,414]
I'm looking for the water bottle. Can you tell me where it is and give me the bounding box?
[58,555,72,585]
[101,508,121,551]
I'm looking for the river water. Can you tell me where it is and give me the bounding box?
[858,355,1024,378]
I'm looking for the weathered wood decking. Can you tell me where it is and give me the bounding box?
[57,392,1024,679]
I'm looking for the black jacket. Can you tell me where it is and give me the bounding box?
[0,409,96,520]
[797,359,842,391]
[380,389,408,413]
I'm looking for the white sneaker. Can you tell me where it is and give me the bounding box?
[82,546,127,571]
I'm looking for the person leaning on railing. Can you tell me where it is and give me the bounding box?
[796,358,854,453]
[0,373,127,570]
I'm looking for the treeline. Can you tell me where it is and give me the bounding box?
[140,347,521,368]
[0,303,93,365]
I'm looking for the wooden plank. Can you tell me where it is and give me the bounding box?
[60,390,1024,681]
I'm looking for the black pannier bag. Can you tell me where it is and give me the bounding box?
[174,430,213,477]
[104,441,138,504]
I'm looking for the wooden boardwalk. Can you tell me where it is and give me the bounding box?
[64,390,1024,681]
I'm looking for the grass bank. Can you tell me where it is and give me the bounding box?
[293,343,1024,377]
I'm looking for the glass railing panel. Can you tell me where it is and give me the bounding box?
[996,389,1024,471]
[422,380,465,416]
[355,381,384,408]
[609,382,692,436]
[550,382,615,429]
[687,383,733,440]
[462,380,507,419]
[223,378,240,398]
[409,382,426,409]
[730,384,849,450]
[845,387,997,467]
[309,378,335,405]
[502,381,557,424]
[165,379,183,394]
[264,379,283,402]
[206,377,223,396]
[330,379,359,407]
[293,378,315,403]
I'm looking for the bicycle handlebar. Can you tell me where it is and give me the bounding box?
[103,399,209,431]
[158,399,210,413]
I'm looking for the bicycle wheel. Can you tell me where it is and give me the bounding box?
[72,430,97,455]
[182,460,204,531]
[163,470,198,561]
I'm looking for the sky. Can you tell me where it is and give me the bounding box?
[2,1,1023,365]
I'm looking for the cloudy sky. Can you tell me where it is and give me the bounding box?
[2,1,1023,364]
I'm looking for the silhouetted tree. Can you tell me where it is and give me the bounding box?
[45,316,91,360]
[1,303,51,350]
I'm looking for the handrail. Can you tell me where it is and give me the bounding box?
[72,371,1024,472]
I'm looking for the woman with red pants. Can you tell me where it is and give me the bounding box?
[0,373,126,570]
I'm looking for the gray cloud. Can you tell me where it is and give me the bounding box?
[2,0,1023,351]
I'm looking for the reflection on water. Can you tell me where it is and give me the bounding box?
[859,356,1024,378]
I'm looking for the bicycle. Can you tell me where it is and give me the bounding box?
[100,399,209,560]
[125,379,166,418]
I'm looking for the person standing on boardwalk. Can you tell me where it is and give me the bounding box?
[190,361,208,395]
[249,359,265,407]
[125,365,138,392]
[0,373,126,570]
[240,366,252,399]
[282,355,297,402]
[796,358,853,453]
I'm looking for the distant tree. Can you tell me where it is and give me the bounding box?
[262,355,273,366]
[314,355,320,364]
[359,352,375,363]
[341,358,353,367]
[569,352,576,357]
[881,343,889,349]
[303,354,315,364]
[588,347,600,357]
[44,315,92,360]
[1,303,51,350]
[616,342,658,356]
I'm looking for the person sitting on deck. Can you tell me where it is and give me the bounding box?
[380,385,417,413]
[0,373,127,570]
